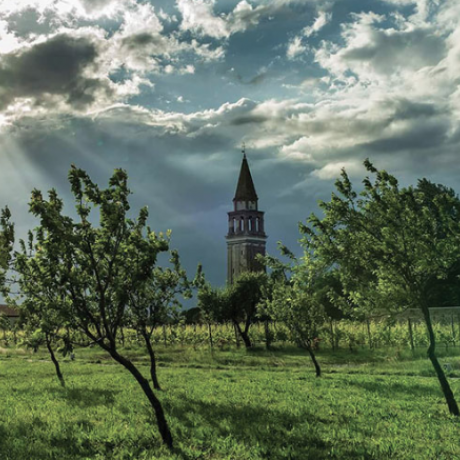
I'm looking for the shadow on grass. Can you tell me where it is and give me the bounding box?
[10,386,118,408]
[54,386,118,407]
[343,377,438,398]
[167,396,378,460]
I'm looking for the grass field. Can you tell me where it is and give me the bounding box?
[1,345,460,459]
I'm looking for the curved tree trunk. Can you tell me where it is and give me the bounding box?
[45,334,65,388]
[141,330,161,390]
[109,349,173,448]
[234,321,252,348]
[304,340,321,377]
[422,305,459,416]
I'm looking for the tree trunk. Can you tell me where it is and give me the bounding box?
[141,330,161,390]
[422,305,459,416]
[45,334,65,388]
[109,349,173,448]
[233,322,241,348]
[264,320,271,350]
[304,340,321,377]
[408,317,415,352]
[234,321,252,348]
[208,322,213,349]
[366,319,373,350]
[329,319,335,351]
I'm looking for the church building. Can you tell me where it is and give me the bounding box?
[226,152,267,284]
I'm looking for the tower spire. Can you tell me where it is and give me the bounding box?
[233,150,257,202]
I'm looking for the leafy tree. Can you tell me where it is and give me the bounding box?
[196,278,229,349]
[226,271,268,349]
[261,247,326,376]
[303,160,460,415]
[4,231,72,387]
[0,167,174,447]
[126,246,192,390]
[196,270,268,349]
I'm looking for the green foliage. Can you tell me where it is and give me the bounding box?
[304,161,460,317]
[0,313,10,334]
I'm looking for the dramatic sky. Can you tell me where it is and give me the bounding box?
[0,0,459,287]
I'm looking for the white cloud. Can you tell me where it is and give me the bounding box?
[303,10,331,37]
[315,11,446,84]
[0,20,22,54]
[287,36,307,60]
[311,160,364,179]
[177,0,229,39]
[0,0,127,21]
[176,0,323,39]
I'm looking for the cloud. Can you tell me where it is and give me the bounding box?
[177,0,228,39]
[311,160,364,180]
[303,10,331,37]
[0,34,110,110]
[286,9,331,60]
[176,0,316,39]
[287,36,307,60]
[315,11,446,82]
[0,0,127,21]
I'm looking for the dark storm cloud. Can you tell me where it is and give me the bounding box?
[390,99,440,121]
[362,120,449,153]
[0,34,110,109]
[120,32,175,56]
[122,33,162,48]
[342,27,446,72]
[231,115,269,126]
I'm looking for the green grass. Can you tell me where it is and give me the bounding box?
[1,345,460,459]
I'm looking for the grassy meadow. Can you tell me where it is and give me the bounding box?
[1,343,460,460]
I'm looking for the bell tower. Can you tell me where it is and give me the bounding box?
[226,148,267,284]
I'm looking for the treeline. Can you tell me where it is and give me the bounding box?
[2,160,460,449]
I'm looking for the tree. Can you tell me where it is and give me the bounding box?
[196,277,228,349]
[226,271,268,349]
[196,270,268,349]
[4,231,72,387]
[0,167,174,447]
[261,247,326,377]
[303,160,460,415]
[126,246,192,390]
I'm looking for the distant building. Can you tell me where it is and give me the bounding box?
[226,151,267,284]
[0,304,20,326]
